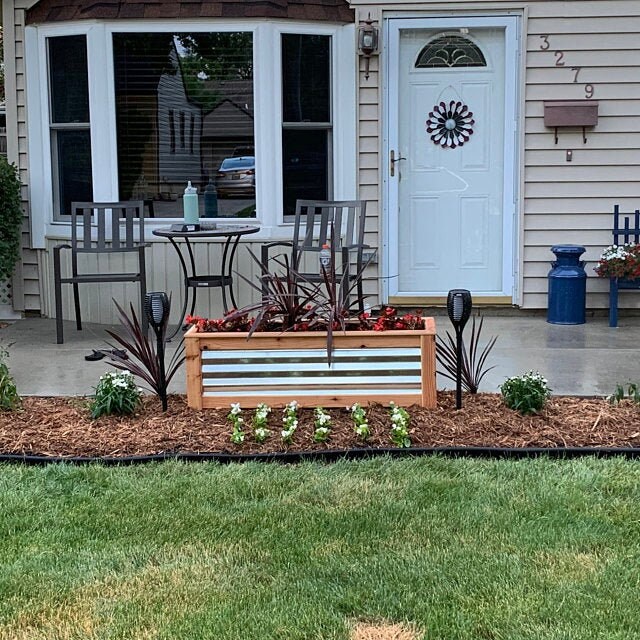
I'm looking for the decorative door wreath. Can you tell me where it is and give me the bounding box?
[426,101,475,148]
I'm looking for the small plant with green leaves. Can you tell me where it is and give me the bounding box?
[228,403,245,444]
[90,371,141,419]
[389,402,411,448]
[607,382,640,405]
[349,402,370,441]
[0,346,19,411]
[313,407,332,443]
[281,400,299,444]
[252,402,271,443]
[500,371,551,415]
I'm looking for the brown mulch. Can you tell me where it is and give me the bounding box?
[1,392,640,459]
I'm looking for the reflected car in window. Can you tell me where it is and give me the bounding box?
[215,156,255,198]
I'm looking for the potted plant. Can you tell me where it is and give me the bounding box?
[594,243,640,280]
[184,249,437,409]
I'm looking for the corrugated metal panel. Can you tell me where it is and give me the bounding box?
[201,345,423,398]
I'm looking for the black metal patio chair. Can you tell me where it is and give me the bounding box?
[53,201,149,343]
[261,199,369,313]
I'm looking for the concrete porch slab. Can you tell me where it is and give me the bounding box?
[0,315,638,398]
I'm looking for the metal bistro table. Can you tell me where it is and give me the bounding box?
[152,224,259,338]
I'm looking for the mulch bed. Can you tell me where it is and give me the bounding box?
[1,392,640,459]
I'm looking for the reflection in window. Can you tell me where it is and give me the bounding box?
[282,34,331,217]
[416,34,486,68]
[48,35,93,216]
[283,130,328,213]
[52,130,93,217]
[113,32,255,218]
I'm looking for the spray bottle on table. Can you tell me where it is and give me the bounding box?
[319,243,331,273]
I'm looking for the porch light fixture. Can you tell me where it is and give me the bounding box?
[145,291,170,411]
[358,14,379,80]
[447,289,473,410]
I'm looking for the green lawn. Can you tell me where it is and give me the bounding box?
[0,457,639,639]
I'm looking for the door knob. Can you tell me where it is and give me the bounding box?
[390,150,406,177]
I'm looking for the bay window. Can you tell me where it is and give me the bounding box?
[29,21,355,238]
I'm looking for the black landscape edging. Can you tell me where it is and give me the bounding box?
[2,446,640,466]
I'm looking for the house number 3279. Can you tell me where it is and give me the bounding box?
[539,35,595,99]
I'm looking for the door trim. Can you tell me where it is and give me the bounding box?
[383,15,520,301]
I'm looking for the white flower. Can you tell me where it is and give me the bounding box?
[230,403,242,415]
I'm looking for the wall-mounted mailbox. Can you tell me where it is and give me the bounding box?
[544,100,599,144]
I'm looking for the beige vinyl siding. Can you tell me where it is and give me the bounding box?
[353,0,640,309]
[525,5,640,308]
[4,1,40,313]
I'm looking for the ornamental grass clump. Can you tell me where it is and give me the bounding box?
[594,244,640,279]
[500,371,551,415]
[436,314,498,393]
[90,371,141,419]
[106,300,185,412]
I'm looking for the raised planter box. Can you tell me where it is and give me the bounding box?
[184,318,437,409]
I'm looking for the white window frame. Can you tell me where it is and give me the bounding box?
[25,19,356,248]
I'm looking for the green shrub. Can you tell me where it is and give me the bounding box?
[500,371,551,415]
[0,157,23,281]
[0,347,19,411]
[90,371,142,419]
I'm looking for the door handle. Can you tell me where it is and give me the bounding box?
[390,150,406,177]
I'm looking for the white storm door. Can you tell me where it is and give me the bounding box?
[386,17,518,298]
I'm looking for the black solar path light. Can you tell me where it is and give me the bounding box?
[447,289,472,410]
[145,291,170,411]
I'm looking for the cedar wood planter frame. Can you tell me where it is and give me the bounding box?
[185,318,437,409]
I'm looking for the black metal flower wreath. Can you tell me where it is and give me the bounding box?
[426,101,475,148]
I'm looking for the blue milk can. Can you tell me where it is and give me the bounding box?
[547,244,587,325]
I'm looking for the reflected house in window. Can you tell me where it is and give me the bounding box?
[157,45,203,200]
[115,35,203,204]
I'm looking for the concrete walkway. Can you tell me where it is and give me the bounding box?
[1,314,638,398]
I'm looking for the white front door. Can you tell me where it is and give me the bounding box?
[386,17,518,299]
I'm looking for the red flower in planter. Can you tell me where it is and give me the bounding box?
[186,307,425,333]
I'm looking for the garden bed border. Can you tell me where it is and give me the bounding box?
[3,446,640,466]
